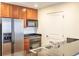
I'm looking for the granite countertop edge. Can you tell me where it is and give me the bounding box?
[24,33,42,37]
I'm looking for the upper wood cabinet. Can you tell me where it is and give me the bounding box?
[19,7,27,19]
[0,3,38,20]
[27,8,38,20]
[0,3,12,18]
[18,7,27,27]
[0,3,1,17]
[11,5,19,19]
[0,2,38,26]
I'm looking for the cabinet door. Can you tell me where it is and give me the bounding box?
[31,9,38,20]
[12,5,19,19]
[27,8,38,20]
[19,7,27,27]
[26,8,32,19]
[24,38,30,51]
[0,3,12,18]
[0,3,1,17]
[19,7,27,19]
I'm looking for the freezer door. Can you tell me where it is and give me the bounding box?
[13,19,24,55]
[2,18,12,33]
[2,18,12,56]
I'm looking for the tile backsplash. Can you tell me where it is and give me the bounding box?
[24,27,37,34]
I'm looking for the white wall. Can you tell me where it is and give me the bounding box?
[37,3,79,46]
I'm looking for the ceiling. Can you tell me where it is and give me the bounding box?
[6,2,60,9]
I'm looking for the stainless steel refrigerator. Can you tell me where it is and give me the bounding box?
[0,18,24,56]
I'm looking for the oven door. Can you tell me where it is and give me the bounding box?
[30,41,41,49]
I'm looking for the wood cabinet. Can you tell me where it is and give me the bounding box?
[19,7,27,27]
[11,5,19,19]
[27,8,38,20]
[0,3,38,19]
[0,3,38,27]
[0,3,2,17]
[19,7,27,19]
[24,38,30,53]
[0,3,19,18]
[0,3,12,18]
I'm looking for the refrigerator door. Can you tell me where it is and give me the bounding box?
[2,18,12,56]
[13,19,24,56]
[2,18,12,33]
[0,19,2,56]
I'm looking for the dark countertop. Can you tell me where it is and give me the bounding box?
[67,38,79,43]
[24,33,42,37]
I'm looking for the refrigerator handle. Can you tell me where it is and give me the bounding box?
[11,19,15,43]
[11,31,15,44]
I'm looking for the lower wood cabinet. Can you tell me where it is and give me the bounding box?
[24,38,30,53]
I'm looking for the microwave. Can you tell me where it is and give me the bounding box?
[27,20,38,27]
